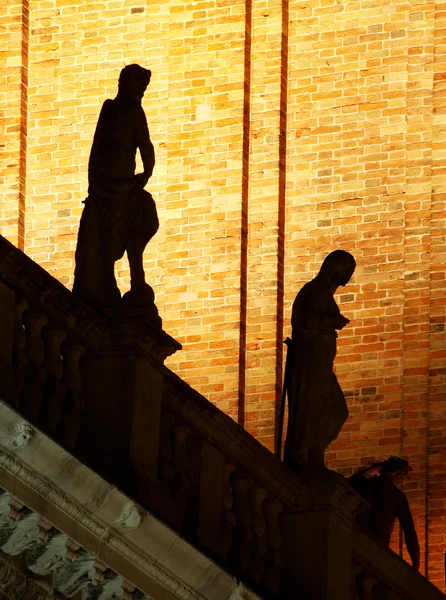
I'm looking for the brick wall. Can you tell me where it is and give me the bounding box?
[1,0,445,589]
[0,1,28,249]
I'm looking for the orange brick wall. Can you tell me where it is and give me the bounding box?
[1,0,445,589]
[1,1,28,248]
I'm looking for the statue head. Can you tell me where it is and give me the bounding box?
[118,64,151,101]
[381,456,412,483]
[318,250,356,287]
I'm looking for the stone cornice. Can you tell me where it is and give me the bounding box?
[352,527,446,600]
[0,402,255,600]
[0,450,200,600]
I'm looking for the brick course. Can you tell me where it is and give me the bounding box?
[1,0,445,589]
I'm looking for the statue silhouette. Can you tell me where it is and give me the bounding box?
[350,457,420,570]
[282,250,356,470]
[73,64,158,311]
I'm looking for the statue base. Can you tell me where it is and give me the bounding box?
[102,283,162,329]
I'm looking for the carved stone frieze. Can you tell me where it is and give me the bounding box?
[4,422,35,450]
[0,461,206,600]
[26,531,69,575]
[0,447,205,600]
[0,553,48,600]
[85,571,128,600]
[114,501,144,534]
[54,550,96,597]
[0,511,40,556]
[0,492,22,526]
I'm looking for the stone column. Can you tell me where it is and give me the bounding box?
[279,473,367,600]
[77,319,181,489]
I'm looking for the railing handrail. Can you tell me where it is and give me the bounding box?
[353,526,446,600]
[0,235,179,358]
[0,235,109,348]
[162,367,309,511]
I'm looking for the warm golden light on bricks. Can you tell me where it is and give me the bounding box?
[1,0,445,590]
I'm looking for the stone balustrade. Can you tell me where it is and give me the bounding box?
[0,235,444,600]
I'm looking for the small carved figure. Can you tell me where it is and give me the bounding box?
[349,457,420,570]
[282,250,356,470]
[73,64,158,309]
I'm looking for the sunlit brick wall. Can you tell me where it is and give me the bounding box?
[161,0,247,418]
[0,1,27,248]
[284,0,445,586]
[1,0,445,589]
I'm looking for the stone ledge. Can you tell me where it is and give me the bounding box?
[0,235,181,362]
[0,400,260,600]
[352,527,446,600]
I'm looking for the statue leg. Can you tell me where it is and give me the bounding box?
[73,198,121,307]
[127,190,159,290]
[308,446,326,470]
[127,243,145,289]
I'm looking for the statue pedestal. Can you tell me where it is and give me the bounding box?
[280,472,368,600]
[102,282,162,329]
[77,316,181,491]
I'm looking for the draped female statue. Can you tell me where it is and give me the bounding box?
[283,250,356,470]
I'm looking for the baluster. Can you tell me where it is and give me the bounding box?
[142,410,179,525]
[196,442,226,555]
[41,327,67,433]
[11,297,28,407]
[158,411,175,483]
[21,310,48,421]
[221,460,236,560]
[170,423,193,481]
[169,423,193,521]
[374,585,399,599]
[351,563,363,600]
[262,498,283,594]
[229,471,253,575]
[181,434,203,539]
[60,342,85,448]
[356,572,380,600]
[247,485,268,584]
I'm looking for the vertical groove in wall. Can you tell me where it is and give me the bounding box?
[425,42,435,583]
[402,2,435,576]
[238,0,252,428]
[18,0,29,252]
[274,0,289,447]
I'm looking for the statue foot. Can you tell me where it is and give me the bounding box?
[119,283,161,328]
[284,447,328,473]
[121,282,155,306]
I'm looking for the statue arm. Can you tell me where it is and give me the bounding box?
[135,106,155,182]
[305,287,350,331]
[349,463,383,482]
[88,102,108,172]
[397,494,420,570]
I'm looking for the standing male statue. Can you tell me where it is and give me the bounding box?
[349,457,420,570]
[73,64,159,311]
[282,250,356,470]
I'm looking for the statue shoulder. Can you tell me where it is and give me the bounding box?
[303,280,333,305]
[100,98,114,112]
